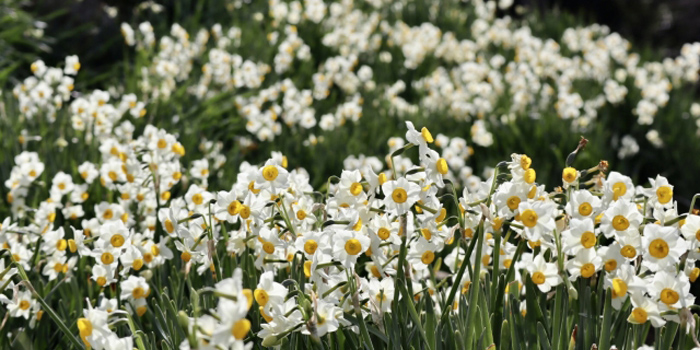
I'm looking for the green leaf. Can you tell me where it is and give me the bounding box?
[537,322,552,350]
[598,289,613,350]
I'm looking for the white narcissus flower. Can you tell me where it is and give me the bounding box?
[303,299,342,337]
[628,292,666,328]
[382,177,421,216]
[210,297,251,347]
[254,271,288,314]
[405,121,433,158]
[565,247,601,281]
[603,263,644,310]
[422,149,449,188]
[215,189,242,223]
[562,218,597,255]
[643,175,674,208]
[493,181,529,219]
[255,160,290,195]
[600,199,643,239]
[516,200,556,242]
[0,290,34,319]
[526,254,561,293]
[332,230,370,269]
[64,55,81,75]
[647,270,694,310]
[407,237,440,271]
[294,230,329,259]
[120,275,150,301]
[365,277,396,314]
[77,308,114,349]
[641,224,687,272]
[604,172,635,203]
[680,214,700,259]
[565,189,602,220]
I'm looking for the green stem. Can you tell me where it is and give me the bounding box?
[14,262,85,349]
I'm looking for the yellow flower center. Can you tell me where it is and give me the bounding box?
[421,228,432,240]
[612,182,627,200]
[436,208,447,223]
[503,259,512,268]
[691,267,700,283]
[191,193,203,205]
[231,319,251,340]
[656,186,673,204]
[507,196,521,210]
[631,307,648,324]
[421,251,435,265]
[612,278,628,298]
[345,238,362,255]
[157,139,167,149]
[262,165,279,181]
[108,171,118,181]
[578,202,592,216]
[562,167,577,183]
[648,238,669,259]
[228,200,242,216]
[133,258,144,270]
[523,168,536,184]
[580,231,596,249]
[19,300,30,310]
[181,251,192,262]
[110,234,125,248]
[660,288,679,305]
[436,158,449,175]
[254,289,269,306]
[101,252,114,265]
[352,218,363,231]
[56,239,68,251]
[132,286,146,299]
[77,318,93,346]
[531,271,545,285]
[604,259,618,272]
[620,245,637,259]
[240,205,251,219]
[377,227,390,240]
[612,215,630,231]
[521,209,538,228]
[580,263,596,278]
[304,240,318,255]
[262,242,275,254]
[136,306,147,317]
[350,182,363,196]
[421,127,433,143]
[392,188,408,203]
[103,209,114,220]
[296,210,307,220]
[248,181,261,194]
[303,260,313,278]
[165,219,175,233]
[520,155,532,170]
[96,276,107,286]
[378,173,387,185]
[68,239,77,253]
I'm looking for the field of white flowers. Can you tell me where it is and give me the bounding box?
[2,0,700,349]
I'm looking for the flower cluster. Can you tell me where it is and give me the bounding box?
[2,111,698,348]
[115,0,700,163]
